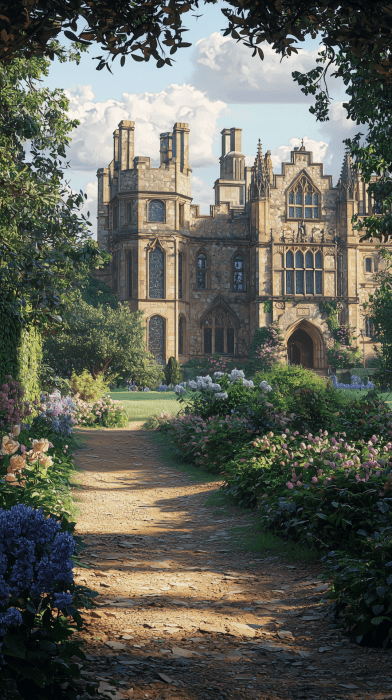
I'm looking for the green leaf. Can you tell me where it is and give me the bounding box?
[3,634,26,659]
[19,666,47,687]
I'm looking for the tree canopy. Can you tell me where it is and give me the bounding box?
[0,51,109,329]
[0,1,391,77]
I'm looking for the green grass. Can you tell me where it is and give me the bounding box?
[148,430,323,563]
[109,390,181,422]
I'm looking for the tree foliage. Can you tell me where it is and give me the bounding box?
[45,300,159,383]
[1,1,392,77]
[0,52,109,329]
[364,251,392,383]
[164,356,181,385]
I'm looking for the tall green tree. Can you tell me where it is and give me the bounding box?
[45,300,163,385]
[0,50,108,330]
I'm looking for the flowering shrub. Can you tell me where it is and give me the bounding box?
[73,394,128,428]
[0,505,96,699]
[253,322,285,371]
[0,376,31,430]
[332,374,375,390]
[326,341,363,369]
[38,390,76,437]
[70,369,108,401]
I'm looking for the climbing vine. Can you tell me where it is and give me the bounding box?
[319,301,362,369]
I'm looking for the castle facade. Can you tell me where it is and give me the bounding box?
[95,121,385,369]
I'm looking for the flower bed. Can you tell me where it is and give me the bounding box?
[73,394,128,428]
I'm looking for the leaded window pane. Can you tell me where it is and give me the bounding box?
[313,194,319,205]
[198,270,206,289]
[306,270,314,294]
[234,271,243,291]
[149,315,164,360]
[286,251,294,268]
[295,251,304,268]
[286,270,294,294]
[305,207,312,218]
[313,207,319,218]
[295,192,302,205]
[289,192,294,204]
[296,270,304,294]
[305,251,313,268]
[305,193,312,205]
[295,207,302,218]
[215,327,224,353]
[315,270,322,294]
[289,206,294,217]
[234,256,243,270]
[315,251,322,269]
[227,328,234,354]
[198,254,206,268]
[178,253,183,298]
[204,327,212,354]
[149,247,164,298]
[149,199,165,222]
[128,250,132,298]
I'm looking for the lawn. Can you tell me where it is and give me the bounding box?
[109,389,182,422]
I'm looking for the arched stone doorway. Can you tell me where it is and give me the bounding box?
[286,320,326,369]
[288,328,314,368]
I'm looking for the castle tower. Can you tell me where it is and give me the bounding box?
[214,127,245,207]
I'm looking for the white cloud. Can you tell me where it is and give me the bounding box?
[270,136,329,169]
[192,34,340,104]
[78,181,97,238]
[191,174,215,214]
[65,83,227,171]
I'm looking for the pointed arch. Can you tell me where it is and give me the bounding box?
[200,297,240,356]
[286,319,326,369]
[286,169,321,220]
[196,248,209,290]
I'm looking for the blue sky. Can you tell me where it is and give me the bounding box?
[42,2,357,230]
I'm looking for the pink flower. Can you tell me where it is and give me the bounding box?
[286,481,294,490]
[239,458,246,463]
[296,480,302,486]
[311,476,318,483]
[20,445,26,453]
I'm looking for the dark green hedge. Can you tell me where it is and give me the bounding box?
[0,301,42,402]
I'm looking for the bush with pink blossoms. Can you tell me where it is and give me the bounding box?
[0,376,31,430]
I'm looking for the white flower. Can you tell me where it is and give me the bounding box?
[229,369,245,381]
[174,385,186,395]
[242,379,254,388]
[188,380,198,390]
[259,380,272,393]
[211,383,222,392]
[215,391,228,400]
[213,372,225,379]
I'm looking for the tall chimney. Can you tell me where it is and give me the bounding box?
[118,120,135,170]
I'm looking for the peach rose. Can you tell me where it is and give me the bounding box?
[9,454,26,472]
[1,436,20,455]
[12,425,21,437]
[5,473,17,483]
[36,453,53,468]
[31,439,50,454]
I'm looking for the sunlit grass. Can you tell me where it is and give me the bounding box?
[109,390,182,422]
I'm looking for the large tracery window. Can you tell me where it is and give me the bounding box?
[149,247,164,298]
[285,249,322,295]
[149,315,165,361]
[203,308,236,355]
[288,176,320,219]
[233,254,244,291]
[148,199,165,222]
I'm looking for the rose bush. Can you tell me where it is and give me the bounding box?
[73,394,128,428]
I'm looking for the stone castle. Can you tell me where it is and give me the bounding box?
[95,121,384,369]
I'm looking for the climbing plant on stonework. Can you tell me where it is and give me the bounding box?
[249,322,284,373]
[319,301,362,369]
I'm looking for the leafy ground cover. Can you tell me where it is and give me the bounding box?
[154,364,392,648]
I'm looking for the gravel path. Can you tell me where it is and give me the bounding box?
[73,425,389,700]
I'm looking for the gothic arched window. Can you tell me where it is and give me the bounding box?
[287,176,320,219]
[197,252,208,289]
[149,247,164,298]
[149,315,165,361]
[233,254,244,291]
[285,249,323,296]
[148,199,165,222]
[178,315,185,354]
[202,309,236,355]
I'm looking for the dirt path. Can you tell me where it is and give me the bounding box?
[73,425,388,700]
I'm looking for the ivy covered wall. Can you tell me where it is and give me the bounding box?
[0,302,42,403]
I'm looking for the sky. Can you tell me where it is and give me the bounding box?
[42,2,360,233]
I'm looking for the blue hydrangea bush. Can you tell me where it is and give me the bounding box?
[0,504,95,699]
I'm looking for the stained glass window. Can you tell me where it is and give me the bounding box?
[149,315,164,360]
[233,255,244,291]
[148,199,165,222]
[227,328,235,354]
[128,250,132,298]
[178,316,185,354]
[215,328,224,353]
[178,253,183,298]
[149,247,164,298]
[198,253,207,289]
[204,327,212,354]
